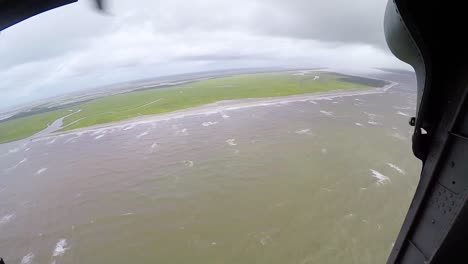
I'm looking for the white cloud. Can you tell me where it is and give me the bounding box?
[0,0,407,110]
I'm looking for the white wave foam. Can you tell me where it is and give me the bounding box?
[36,168,48,175]
[21,253,34,264]
[320,110,333,116]
[24,148,31,152]
[47,137,58,145]
[202,121,218,127]
[123,124,135,131]
[183,160,194,167]
[19,158,27,164]
[355,123,363,127]
[259,235,272,246]
[295,129,312,135]
[174,127,188,136]
[0,213,15,225]
[366,111,382,124]
[309,100,317,104]
[90,129,104,136]
[397,111,410,117]
[64,136,80,144]
[94,134,105,140]
[363,112,377,118]
[52,239,68,257]
[370,169,391,185]
[226,139,237,146]
[344,213,354,220]
[151,142,158,149]
[6,158,28,172]
[121,212,134,216]
[387,163,406,175]
[136,131,149,139]
[221,113,230,119]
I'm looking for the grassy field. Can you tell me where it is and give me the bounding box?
[0,109,72,144]
[0,72,374,143]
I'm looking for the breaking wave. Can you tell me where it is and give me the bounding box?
[202,121,218,127]
[386,163,406,175]
[52,239,68,257]
[20,253,34,264]
[0,213,15,225]
[226,139,237,146]
[370,169,391,185]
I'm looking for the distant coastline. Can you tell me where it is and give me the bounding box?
[0,70,390,144]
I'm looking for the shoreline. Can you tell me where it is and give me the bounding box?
[28,81,397,141]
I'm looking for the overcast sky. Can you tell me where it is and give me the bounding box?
[0,0,408,110]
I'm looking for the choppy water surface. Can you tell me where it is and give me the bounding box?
[0,71,420,264]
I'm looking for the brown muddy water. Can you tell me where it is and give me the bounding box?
[0,71,420,264]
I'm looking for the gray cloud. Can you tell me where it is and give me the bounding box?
[109,0,388,46]
[252,0,388,46]
[0,0,407,110]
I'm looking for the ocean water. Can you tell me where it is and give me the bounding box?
[0,71,420,264]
